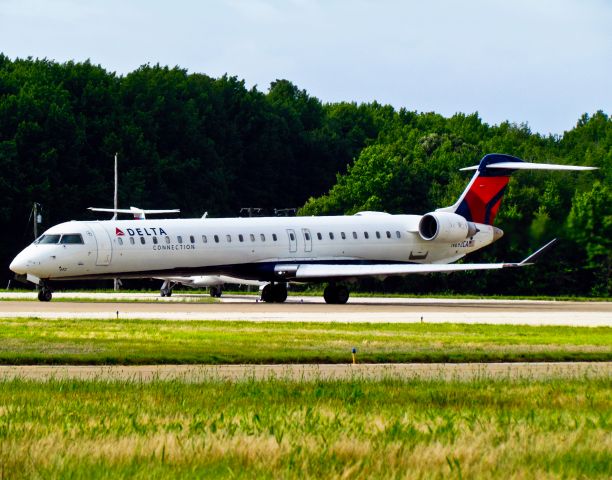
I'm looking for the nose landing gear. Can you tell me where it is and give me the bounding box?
[37,284,52,302]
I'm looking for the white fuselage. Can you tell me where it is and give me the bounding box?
[10,213,498,282]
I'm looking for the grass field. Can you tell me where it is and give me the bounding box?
[0,377,609,479]
[0,318,610,365]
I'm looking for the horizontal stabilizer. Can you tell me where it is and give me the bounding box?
[89,206,180,220]
[460,162,597,171]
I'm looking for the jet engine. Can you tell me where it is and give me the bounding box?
[418,212,478,242]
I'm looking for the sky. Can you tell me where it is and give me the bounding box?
[0,0,610,135]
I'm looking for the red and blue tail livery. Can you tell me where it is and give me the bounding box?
[441,153,596,225]
[453,154,521,225]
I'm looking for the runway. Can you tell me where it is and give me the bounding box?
[1,362,609,382]
[0,292,610,326]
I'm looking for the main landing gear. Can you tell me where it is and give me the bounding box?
[260,283,288,303]
[160,280,176,297]
[37,283,52,302]
[209,286,223,298]
[323,284,350,304]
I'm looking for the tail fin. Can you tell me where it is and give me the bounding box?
[438,154,596,225]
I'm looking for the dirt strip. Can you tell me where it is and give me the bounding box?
[0,362,609,382]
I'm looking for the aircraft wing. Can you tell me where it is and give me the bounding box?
[275,239,556,281]
[276,262,513,280]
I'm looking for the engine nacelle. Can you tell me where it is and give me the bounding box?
[418,212,478,242]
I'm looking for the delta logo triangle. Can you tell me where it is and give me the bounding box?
[115,227,125,236]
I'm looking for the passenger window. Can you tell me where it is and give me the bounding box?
[214,235,219,243]
[386,231,391,239]
[177,236,183,244]
[118,238,123,246]
[39,235,61,244]
[272,233,277,241]
[226,234,232,243]
[165,236,170,244]
[239,234,244,242]
[341,232,346,240]
[250,234,255,242]
[260,234,265,241]
[396,231,401,238]
[190,235,195,243]
[289,232,295,241]
[202,235,207,243]
[130,237,135,245]
[364,232,369,239]
[352,232,357,239]
[304,232,310,241]
[60,234,84,244]
[140,237,146,245]
[152,237,158,245]
[317,233,322,240]
[329,232,334,240]
[376,231,381,239]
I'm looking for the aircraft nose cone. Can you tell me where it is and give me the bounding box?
[9,253,28,274]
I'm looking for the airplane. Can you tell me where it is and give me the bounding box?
[157,275,265,297]
[9,154,596,303]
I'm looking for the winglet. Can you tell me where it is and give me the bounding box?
[501,239,558,268]
[518,238,558,266]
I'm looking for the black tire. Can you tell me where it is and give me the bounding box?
[323,285,349,304]
[272,284,288,303]
[336,285,349,304]
[210,287,221,298]
[323,285,337,304]
[38,289,52,302]
[261,284,274,302]
[166,289,172,297]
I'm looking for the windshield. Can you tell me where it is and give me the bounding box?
[36,234,61,244]
[60,234,84,244]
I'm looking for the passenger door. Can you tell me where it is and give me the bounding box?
[302,228,312,253]
[85,222,112,266]
[286,229,297,253]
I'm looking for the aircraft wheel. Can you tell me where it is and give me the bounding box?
[272,283,287,303]
[335,285,349,304]
[261,284,274,302]
[38,288,52,302]
[323,285,349,304]
[210,286,222,298]
[323,285,337,304]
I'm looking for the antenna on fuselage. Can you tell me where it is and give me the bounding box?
[113,153,118,221]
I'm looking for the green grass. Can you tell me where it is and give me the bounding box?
[0,318,610,365]
[0,377,609,479]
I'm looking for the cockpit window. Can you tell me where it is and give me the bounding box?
[37,234,61,244]
[60,234,84,244]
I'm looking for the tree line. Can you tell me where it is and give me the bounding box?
[0,55,609,295]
